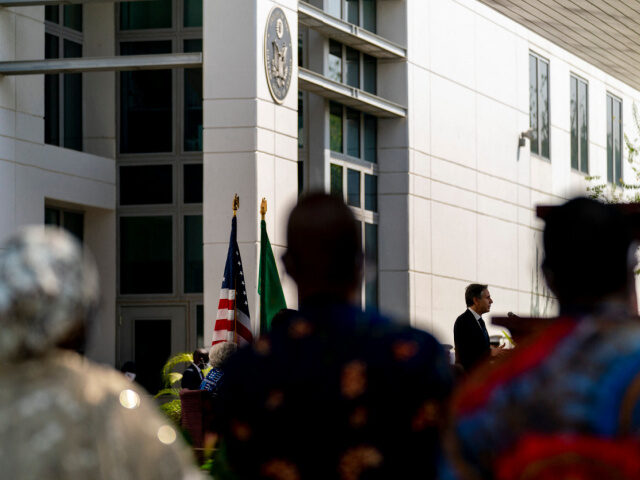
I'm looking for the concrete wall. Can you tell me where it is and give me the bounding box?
[0,5,117,364]
[403,0,640,345]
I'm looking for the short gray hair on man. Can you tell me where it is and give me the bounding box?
[208,342,238,368]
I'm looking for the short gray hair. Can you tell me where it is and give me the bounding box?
[209,342,238,368]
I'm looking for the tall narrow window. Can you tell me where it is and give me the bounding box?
[330,101,343,153]
[328,40,343,83]
[529,53,550,159]
[345,47,360,88]
[184,39,203,152]
[45,6,83,151]
[362,0,376,32]
[570,75,588,173]
[607,94,623,185]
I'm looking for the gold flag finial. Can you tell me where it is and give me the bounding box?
[233,194,239,216]
[260,198,267,221]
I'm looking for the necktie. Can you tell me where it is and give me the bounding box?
[478,317,490,343]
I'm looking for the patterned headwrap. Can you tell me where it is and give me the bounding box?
[0,226,99,362]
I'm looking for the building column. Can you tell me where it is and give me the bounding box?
[203,0,298,343]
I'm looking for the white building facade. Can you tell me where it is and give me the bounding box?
[1,0,638,389]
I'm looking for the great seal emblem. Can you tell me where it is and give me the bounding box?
[264,7,292,104]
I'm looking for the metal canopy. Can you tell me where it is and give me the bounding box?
[0,53,202,76]
[298,67,406,118]
[476,0,640,92]
[298,1,406,59]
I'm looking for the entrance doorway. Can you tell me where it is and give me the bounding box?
[118,305,187,394]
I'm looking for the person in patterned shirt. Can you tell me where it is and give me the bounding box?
[446,197,640,480]
[211,192,453,480]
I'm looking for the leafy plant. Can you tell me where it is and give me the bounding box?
[587,103,640,203]
[154,352,194,424]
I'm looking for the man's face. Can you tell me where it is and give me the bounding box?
[473,289,493,315]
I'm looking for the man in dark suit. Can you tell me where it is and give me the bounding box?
[181,348,208,390]
[213,193,453,480]
[454,284,502,372]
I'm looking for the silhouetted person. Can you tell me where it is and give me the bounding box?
[454,284,503,372]
[182,348,208,390]
[213,192,452,480]
[447,197,640,479]
[0,227,201,479]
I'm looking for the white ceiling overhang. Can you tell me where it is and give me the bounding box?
[476,0,640,91]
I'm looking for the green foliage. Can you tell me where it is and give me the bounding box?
[158,398,181,424]
[587,103,640,203]
[161,352,193,386]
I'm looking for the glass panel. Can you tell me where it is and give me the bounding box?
[570,77,578,170]
[184,39,203,152]
[120,216,173,294]
[135,319,171,394]
[62,211,84,242]
[363,54,376,94]
[120,41,172,153]
[347,0,359,24]
[63,4,82,31]
[184,215,203,293]
[45,34,60,147]
[196,305,204,348]
[364,114,376,163]
[362,0,376,32]
[539,59,550,159]
[614,98,622,185]
[347,169,361,207]
[44,207,60,226]
[529,54,538,155]
[328,40,342,83]
[298,161,304,196]
[607,95,613,183]
[364,174,377,212]
[183,163,203,204]
[579,80,588,173]
[327,0,341,17]
[63,40,83,152]
[330,101,343,153]
[345,47,360,88]
[364,223,378,310]
[330,164,343,198]
[120,0,172,30]
[120,165,173,205]
[298,91,304,148]
[346,108,360,158]
[184,0,202,27]
[45,6,59,23]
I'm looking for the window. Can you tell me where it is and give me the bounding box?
[45,6,83,151]
[326,0,376,32]
[327,41,377,94]
[607,94,623,185]
[570,75,588,173]
[117,0,203,298]
[529,53,550,159]
[329,161,378,309]
[329,102,377,163]
[45,206,84,242]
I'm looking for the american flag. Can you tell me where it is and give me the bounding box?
[211,216,253,346]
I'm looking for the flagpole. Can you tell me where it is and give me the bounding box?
[260,197,267,221]
[233,194,239,345]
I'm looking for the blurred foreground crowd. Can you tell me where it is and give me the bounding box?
[1,193,640,480]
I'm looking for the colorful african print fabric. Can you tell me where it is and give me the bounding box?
[447,312,640,480]
[212,299,453,480]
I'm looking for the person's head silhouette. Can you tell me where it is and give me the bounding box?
[283,192,363,304]
[542,197,636,313]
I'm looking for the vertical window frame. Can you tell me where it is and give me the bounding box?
[570,74,589,174]
[607,93,623,185]
[529,51,550,160]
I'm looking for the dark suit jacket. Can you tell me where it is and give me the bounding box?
[454,309,490,372]
[181,363,204,390]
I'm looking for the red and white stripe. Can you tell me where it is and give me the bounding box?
[212,288,253,345]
